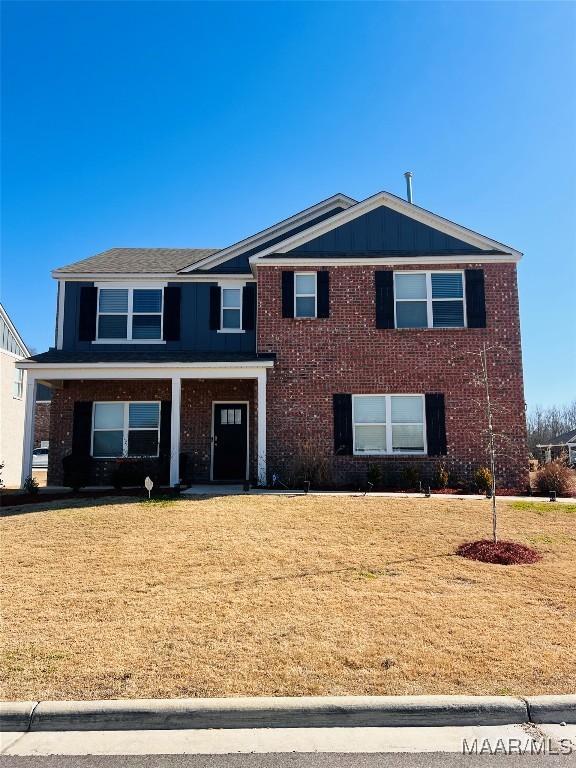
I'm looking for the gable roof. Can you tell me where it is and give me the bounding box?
[248,190,522,263]
[0,303,30,358]
[53,248,219,276]
[179,193,357,272]
[540,428,576,446]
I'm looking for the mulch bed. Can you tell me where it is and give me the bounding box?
[457,539,541,565]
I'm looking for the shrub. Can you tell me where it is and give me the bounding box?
[366,464,382,488]
[110,461,143,490]
[535,459,576,497]
[272,444,333,489]
[401,465,420,490]
[474,466,493,494]
[62,454,91,492]
[434,463,449,490]
[23,475,39,495]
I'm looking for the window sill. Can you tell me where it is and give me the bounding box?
[393,327,467,331]
[92,339,166,344]
[217,329,246,334]
[90,455,160,460]
[352,452,427,457]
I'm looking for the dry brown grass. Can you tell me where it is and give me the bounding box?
[1,494,575,700]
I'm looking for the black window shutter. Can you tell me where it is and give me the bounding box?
[163,287,181,341]
[159,401,172,484]
[242,283,256,330]
[209,286,221,330]
[333,394,353,455]
[317,270,330,318]
[78,286,97,341]
[281,271,294,318]
[465,269,486,328]
[72,401,93,456]
[425,393,447,456]
[375,271,394,329]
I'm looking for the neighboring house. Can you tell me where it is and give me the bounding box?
[0,303,30,487]
[537,429,576,466]
[17,189,529,490]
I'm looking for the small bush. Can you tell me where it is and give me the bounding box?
[62,454,91,492]
[366,464,382,488]
[23,475,39,495]
[434,463,450,490]
[401,465,420,490]
[110,461,143,490]
[535,459,576,497]
[474,466,493,494]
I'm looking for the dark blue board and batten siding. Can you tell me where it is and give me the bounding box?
[61,280,256,353]
[287,206,483,255]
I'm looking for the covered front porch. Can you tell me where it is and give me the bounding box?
[18,360,273,489]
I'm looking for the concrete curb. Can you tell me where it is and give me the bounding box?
[1,695,532,732]
[0,701,38,731]
[526,695,576,724]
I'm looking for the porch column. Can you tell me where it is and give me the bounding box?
[21,372,36,487]
[257,371,267,486]
[170,376,181,486]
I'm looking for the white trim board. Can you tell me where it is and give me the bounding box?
[251,254,518,267]
[248,190,523,262]
[180,194,357,272]
[0,303,31,357]
[16,363,274,379]
[52,273,256,282]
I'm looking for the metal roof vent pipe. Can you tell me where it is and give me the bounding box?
[404,171,413,203]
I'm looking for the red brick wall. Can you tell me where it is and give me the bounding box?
[48,378,257,486]
[34,402,51,448]
[257,263,529,490]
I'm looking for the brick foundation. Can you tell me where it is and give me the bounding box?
[257,262,529,490]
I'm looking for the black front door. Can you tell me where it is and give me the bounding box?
[212,403,248,481]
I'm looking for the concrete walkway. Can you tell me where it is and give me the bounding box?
[1,724,575,756]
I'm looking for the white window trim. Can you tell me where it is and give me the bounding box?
[352,394,427,456]
[294,271,317,318]
[393,270,467,329]
[94,284,166,343]
[218,286,245,333]
[91,401,161,459]
[13,367,24,399]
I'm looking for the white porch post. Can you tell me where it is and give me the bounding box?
[21,372,36,487]
[170,376,181,487]
[257,371,267,486]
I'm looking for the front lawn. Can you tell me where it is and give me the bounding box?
[1,495,574,699]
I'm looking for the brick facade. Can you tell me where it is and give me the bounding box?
[256,262,529,490]
[48,378,257,486]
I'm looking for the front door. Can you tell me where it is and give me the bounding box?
[212,403,248,481]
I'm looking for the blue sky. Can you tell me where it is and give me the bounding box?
[2,1,575,408]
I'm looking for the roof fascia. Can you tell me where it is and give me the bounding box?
[251,254,519,267]
[0,303,31,356]
[248,191,523,262]
[180,193,357,273]
[51,272,255,282]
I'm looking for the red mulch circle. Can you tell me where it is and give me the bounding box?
[456,539,541,565]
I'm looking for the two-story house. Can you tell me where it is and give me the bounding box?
[17,189,529,490]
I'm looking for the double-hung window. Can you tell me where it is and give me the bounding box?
[97,288,164,341]
[13,368,24,399]
[221,288,242,330]
[352,394,426,455]
[92,402,161,458]
[394,272,465,328]
[294,273,317,318]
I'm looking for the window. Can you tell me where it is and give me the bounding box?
[394,272,465,329]
[221,408,242,425]
[13,368,24,399]
[92,402,160,458]
[221,288,242,330]
[294,273,317,318]
[352,395,425,455]
[97,288,163,341]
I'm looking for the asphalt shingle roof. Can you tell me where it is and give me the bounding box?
[548,428,576,444]
[23,350,275,365]
[53,248,219,274]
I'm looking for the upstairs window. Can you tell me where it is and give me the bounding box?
[92,401,160,458]
[394,272,465,329]
[353,394,425,455]
[294,273,317,318]
[97,288,163,341]
[221,288,242,330]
